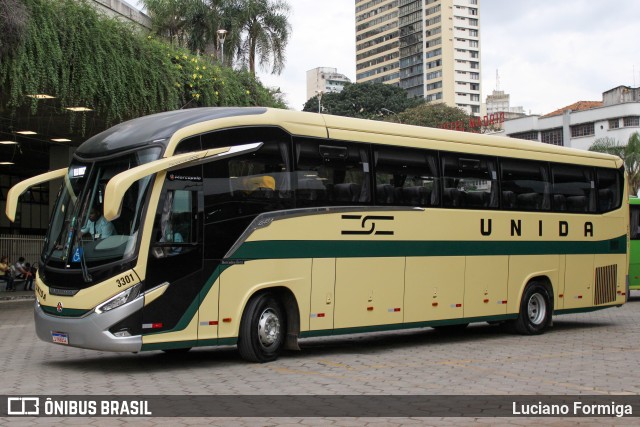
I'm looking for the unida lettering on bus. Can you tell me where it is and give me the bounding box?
[480,218,594,238]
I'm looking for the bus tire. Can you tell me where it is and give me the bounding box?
[514,282,552,335]
[238,293,286,363]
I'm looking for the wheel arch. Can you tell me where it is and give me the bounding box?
[243,286,301,351]
[526,275,555,314]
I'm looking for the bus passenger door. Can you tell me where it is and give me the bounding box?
[143,168,204,347]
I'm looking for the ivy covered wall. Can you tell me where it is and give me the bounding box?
[0,0,286,130]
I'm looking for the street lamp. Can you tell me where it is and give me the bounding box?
[216,29,228,64]
[315,90,324,113]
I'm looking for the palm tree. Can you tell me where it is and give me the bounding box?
[142,0,190,47]
[232,0,291,75]
[589,132,640,196]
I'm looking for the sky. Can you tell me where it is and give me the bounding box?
[132,0,640,115]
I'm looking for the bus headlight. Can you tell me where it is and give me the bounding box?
[95,283,142,314]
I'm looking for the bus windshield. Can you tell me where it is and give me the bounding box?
[43,147,161,273]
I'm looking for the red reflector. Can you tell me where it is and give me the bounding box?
[394,308,401,312]
[577,295,583,299]
[432,302,438,307]
[622,292,626,296]
[502,300,507,304]
[483,299,489,303]
[152,323,163,329]
[209,321,218,326]
[455,303,462,307]
[223,318,232,323]
[559,294,564,298]
[367,306,374,311]
[317,313,325,318]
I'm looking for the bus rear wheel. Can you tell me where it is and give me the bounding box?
[238,293,286,363]
[513,282,552,335]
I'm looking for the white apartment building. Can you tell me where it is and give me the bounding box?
[306,67,352,101]
[355,0,482,116]
[505,86,640,151]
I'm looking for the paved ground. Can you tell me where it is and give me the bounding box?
[1,291,639,425]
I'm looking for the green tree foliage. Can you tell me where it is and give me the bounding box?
[394,102,473,130]
[0,0,285,133]
[143,0,291,76]
[302,83,421,119]
[589,133,640,196]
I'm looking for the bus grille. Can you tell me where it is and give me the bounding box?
[594,265,617,305]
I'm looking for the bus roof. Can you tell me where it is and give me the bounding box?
[74,107,623,169]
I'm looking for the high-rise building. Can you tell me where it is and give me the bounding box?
[355,0,482,116]
[306,67,352,101]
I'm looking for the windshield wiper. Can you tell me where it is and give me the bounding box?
[76,235,93,283]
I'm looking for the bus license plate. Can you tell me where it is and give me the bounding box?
[51,331,69,345]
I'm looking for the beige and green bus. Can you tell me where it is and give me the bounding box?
[6,107,628,362]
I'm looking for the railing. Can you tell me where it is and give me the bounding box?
[0,234,45,266]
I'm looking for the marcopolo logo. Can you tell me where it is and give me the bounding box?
[7,397,40,415]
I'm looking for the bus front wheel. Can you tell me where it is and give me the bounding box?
[513,282,552,335]
[238,293,286,363]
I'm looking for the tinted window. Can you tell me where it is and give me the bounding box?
[596,168,622,212]
[551,164,595,212]
[374,146,439,206]
[500,159,550,211]
[295,138,371,207]
[442,153,498,209]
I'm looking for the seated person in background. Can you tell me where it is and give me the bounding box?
[81,206,115,240]
[15,257,32,281]
[0,255,15,291]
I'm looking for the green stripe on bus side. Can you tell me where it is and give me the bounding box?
[232,235,627,259]
[142,264,231,337]
[554,306,616,315]
[300,314,518,338]
[142,234,626,339]
[140,337,237,352]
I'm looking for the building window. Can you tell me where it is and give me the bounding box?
[541,128,564,146]
[469,30,478,37]
[510,131,539,141]
[469,40,478,47]
[470,72,479,80]
[624,116,640,127]
[609,119,620,129]
[570,123,595,138]
[470,83,480,91]
[426,92,442,102]
[469,8,478,15]
[470,94,480,102]
[468,18,478,26]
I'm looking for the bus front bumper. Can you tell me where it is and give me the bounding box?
[34,297,143,352]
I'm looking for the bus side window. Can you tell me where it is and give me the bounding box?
[442,153,498,209]
[499,158,550,211]
[596,168,622,212]
[294,138,371,206]
[154,189,194,257]
[551,164,596,213]
[373,146,439,207]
